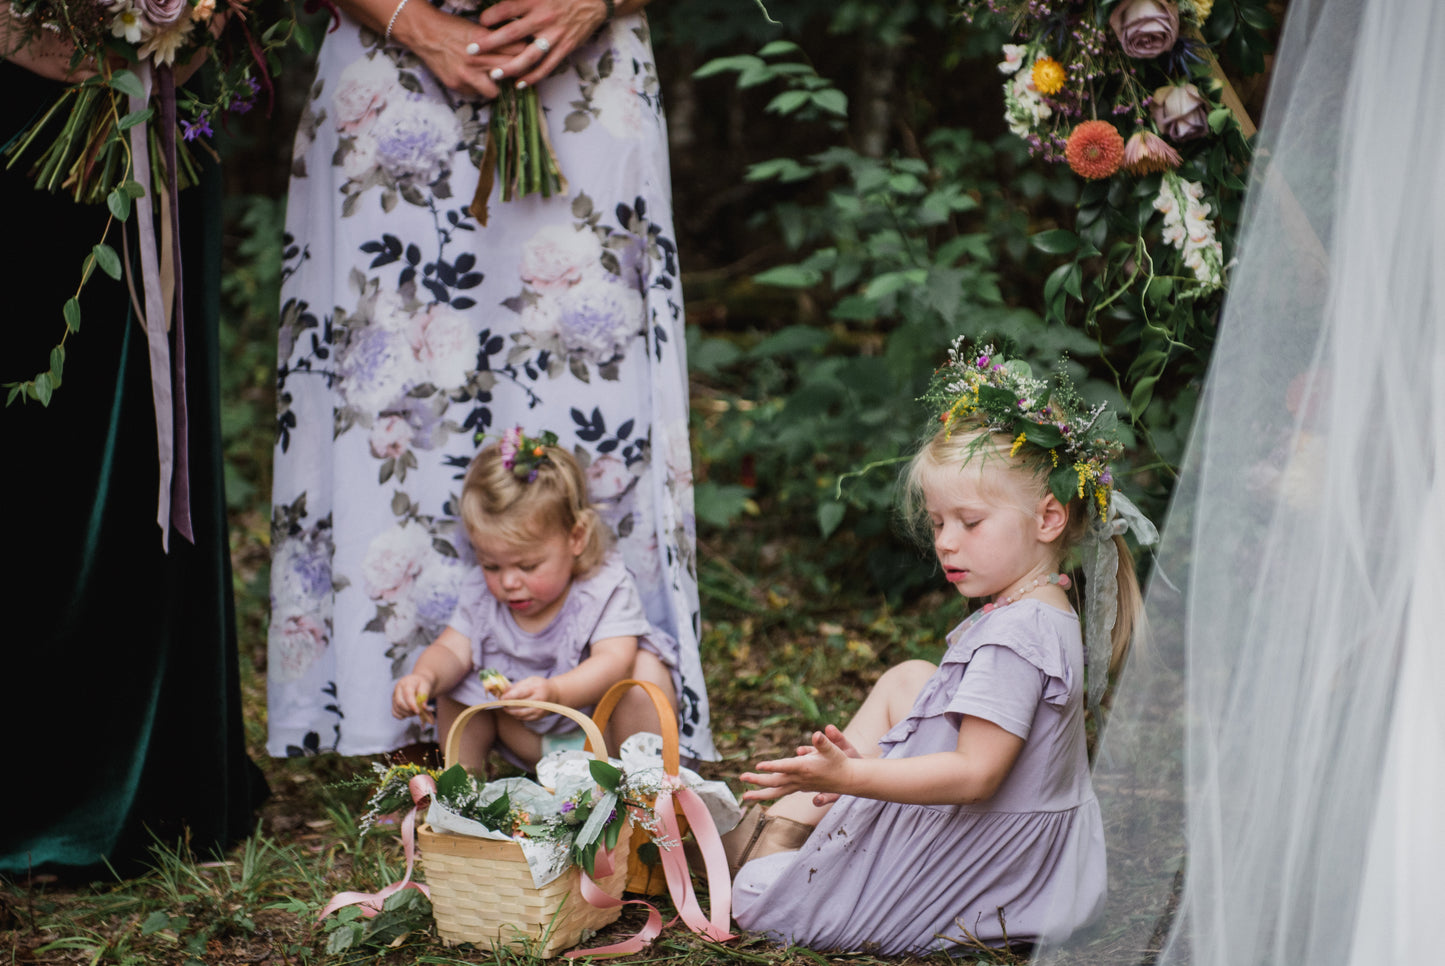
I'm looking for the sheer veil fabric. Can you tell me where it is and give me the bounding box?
[1039,0,1445,963]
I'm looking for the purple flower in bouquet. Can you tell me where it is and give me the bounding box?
[1109,0,1181,59]
[135,0,190,28]
[181,111,213,142]
[1150,82,1210,141]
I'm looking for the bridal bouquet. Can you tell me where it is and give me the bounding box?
[3,0,308,204]
[2,0,314,408]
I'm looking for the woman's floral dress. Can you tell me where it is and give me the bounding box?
[266,6,713,760]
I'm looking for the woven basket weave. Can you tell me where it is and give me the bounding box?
[418,699,631,957]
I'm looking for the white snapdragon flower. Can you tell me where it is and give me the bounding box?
[110,5,147,42]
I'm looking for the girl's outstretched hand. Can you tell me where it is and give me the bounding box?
[741,726,858,804]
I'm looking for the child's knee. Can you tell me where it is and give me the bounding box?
[882,659,938,692]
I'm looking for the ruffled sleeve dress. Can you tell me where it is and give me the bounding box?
[444,549,679,735]
[732,601,1106,954]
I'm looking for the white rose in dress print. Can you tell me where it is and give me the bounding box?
[369,414,415,459]
[339,323,418,413]
[269,610,329,683]
[372,98,463,185]
[555,277,642,364]
[587,454,633,507]
[333,56,401,134]
[361,521,433,603]
[592,69,651,140]
[409,301,474,389]
[520,225,604,290]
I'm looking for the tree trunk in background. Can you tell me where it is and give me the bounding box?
[856,39,899,158]
[667,43,699,155]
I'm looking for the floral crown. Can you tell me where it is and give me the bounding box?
[496,427,559,483]
[922,341,1124,517]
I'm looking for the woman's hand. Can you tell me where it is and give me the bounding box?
[740,727,859,803]
[471,0,610,89]
[389,1,528,99]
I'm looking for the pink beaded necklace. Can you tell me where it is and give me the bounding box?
[979,572,1072,614]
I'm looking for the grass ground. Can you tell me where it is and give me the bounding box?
[2,514,1034,966]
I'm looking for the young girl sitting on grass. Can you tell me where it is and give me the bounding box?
[730,345,1149,954]
[391,428,679,770]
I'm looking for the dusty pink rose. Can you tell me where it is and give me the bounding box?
[1109,0,1180,59]
[1150,83,1210,142]
[135,0,189,27]
[520,225,602,290]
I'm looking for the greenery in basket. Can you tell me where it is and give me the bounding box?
[360,758,637,877]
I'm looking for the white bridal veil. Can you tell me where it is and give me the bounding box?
[1039,0,1445,963]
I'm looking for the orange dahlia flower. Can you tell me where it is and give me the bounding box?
[1065,121,1126,180]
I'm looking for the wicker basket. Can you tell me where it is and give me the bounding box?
[417,699,631,957]
[590,680,688,896]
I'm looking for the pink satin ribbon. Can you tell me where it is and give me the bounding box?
[565,783,736,958]
[316,774,434,921]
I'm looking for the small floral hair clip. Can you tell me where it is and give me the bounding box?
[499,426,560,482]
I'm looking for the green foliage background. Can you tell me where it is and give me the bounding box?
[214,0,1272,646]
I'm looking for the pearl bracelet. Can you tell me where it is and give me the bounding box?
[384,0,410,42]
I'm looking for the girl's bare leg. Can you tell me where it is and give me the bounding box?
[763,659,937,826]
[602,651,678,751]
[437,694,495,773]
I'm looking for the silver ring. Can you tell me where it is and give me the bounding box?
[532,36,551,53]
[465,41,480,55]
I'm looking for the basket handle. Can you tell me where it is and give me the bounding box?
[443,699,609,769]
[590,679,679,777]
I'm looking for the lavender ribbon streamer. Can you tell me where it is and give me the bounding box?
[126,63,192,550]
[155,65,192,544]
[127,63,176,551]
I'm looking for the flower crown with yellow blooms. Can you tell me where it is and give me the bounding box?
[924,341,1124,517]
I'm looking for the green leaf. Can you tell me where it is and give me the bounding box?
[1208,108,1233,134]
[117,107,153,131]
[295,21,318,55]
[1044,262,1075,306]
[1238,3,1274,31]
[123,179,147,199]
[588,758,622,792]
[766,90,811,115]
[692,55,764,80]
[753,264,821,288]
[693,481,753,528]
[810,88,848,117]
[1048,464,1077,505]
[817,500,846,539]
[92,243,122,280]
[32,372,52,406]
[435,763,471,799]
[977,383,1016,414]
[108,69,146,99]
[63,298,82,333]
[1129,375,1160,419]
[141,911,172,935]
[757,40,800,57]
[49,346,64,385]
[107,186,132,221]
[1032,229,1080,255]
[1023,421,1066,449]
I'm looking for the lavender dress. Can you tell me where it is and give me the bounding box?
[733,601,1106,954]
[444,549,679,735]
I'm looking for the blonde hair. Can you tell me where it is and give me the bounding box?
[901,420,1141,675]
[460,442,609,577]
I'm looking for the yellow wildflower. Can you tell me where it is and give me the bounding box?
[1010,432,1027,457]
[1031,57,1066,96]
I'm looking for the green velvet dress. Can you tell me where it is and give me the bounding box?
[0,62,266,879]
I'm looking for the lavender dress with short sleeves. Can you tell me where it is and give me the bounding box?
[732,601,1106,954]
[444,549,680,735]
